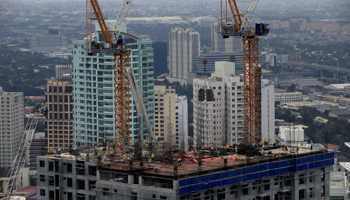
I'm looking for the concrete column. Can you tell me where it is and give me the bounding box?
[320,70,323,78]
[139,176,142,186]
[128,175,134,184]
[313,168,322,200]
[291,172,299,200]
[324,166,331,200]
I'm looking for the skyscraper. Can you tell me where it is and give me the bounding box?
[0,87,24,168]
[72,32,154,146]
[211,20,242,53]
[168,27,200,82]
[45,65,73,150]
[193,61,274,146]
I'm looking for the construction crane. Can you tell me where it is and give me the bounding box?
[4,103,47,199]
[221,0,269,144]
[126,68,155,146]
[86,0,133,155]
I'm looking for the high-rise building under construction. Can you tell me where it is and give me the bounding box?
[72,32,154,146]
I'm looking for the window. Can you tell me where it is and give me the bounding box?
[49,162,54,171]
[40,175,45,182]
[40,189,45,196]
[49,176,54,186]
[309,188,314,198]
[299,189,305,199]
[67,163,72,173]
[103,188,109,196]
[67,178,73,187]
[160,196,167,199]
[40,161,45,167]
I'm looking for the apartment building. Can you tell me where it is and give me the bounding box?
[154,86,189,151]
[193,61,274,146]
[72,32,154,146]
[168,27,200,81]
[0,87,24,168]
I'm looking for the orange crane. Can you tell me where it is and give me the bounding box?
[86,0,133,155]
[221,0,269,144]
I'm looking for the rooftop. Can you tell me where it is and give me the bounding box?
[329,109,350,116]
[45,145,328,178]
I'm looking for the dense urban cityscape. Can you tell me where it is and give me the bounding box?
[0,0,349,199]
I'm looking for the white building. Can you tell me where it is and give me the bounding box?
[275,92,303,103]
[168,27,200,81]
[0,87,24,168]
[176,96,188,151]
[193,62,274,147]
[211,20,242,53]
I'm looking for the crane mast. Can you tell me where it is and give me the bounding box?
[221,0,269,144]
[86,0,133,155]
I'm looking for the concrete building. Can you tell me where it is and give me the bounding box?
[193,62,274,146]
[72,31,154,146]
[261,80,275,143]
[0,87,24,168]
[175,96,188,151]
[275,92,303,103]
[154,85,176,144]
[36,147,334,200]
[211,20,242,53]
[45,65,73,150]
[168,27,200,82]
[154,86,189,151]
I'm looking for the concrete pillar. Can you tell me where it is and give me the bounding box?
[139,176,142,186]
[128,175,134,184]
[324,166,331,200]
[291,172,299,200]
[320,70,323,78]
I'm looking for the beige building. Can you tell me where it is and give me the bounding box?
[45,79,73,150]
[321,95,350,108]
[154,85,177,145]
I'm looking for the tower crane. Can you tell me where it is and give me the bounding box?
[4,103,47,199]
[221,0,269,144]
[85,0,134,155]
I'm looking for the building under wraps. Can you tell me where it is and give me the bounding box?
[36,145,334,200]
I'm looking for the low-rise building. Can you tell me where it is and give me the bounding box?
[275,92,303,103]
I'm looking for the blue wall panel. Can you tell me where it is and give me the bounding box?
[178,152,334,195]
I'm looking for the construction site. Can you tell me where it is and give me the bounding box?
[1,0,336,199]
[35,143,334,200]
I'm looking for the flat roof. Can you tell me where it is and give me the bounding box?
[43,145,328,179]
